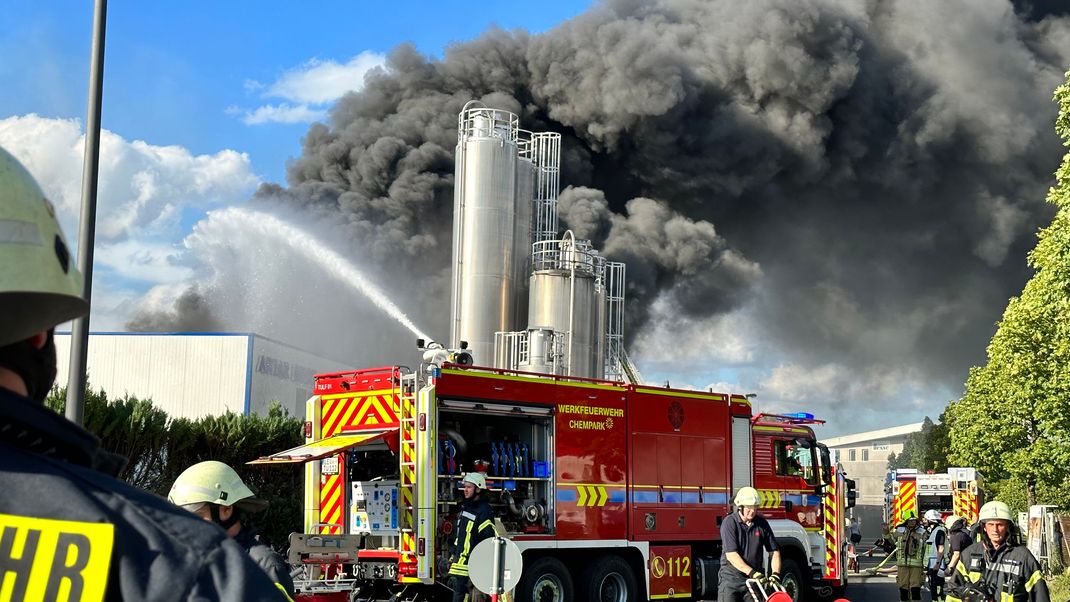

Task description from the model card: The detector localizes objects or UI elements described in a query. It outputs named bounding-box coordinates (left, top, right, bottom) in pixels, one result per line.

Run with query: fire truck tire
left=580, top=555, right=637, bottom=602
left=515, top=556, right=574, bottom=602
left=778, top=557, right=805, bottom=601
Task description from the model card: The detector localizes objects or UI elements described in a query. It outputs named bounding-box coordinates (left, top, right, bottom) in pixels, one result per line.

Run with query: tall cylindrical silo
left=513, top=150, right=534, bottom=329
left=450, top=103, right=522, bottom=363
left=527, top=232, right=602, bottom=378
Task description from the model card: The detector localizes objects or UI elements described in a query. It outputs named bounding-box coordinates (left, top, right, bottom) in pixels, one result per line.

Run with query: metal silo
left=513, top=136, right=535, bottom=328
left=527, top=232, right=604, bottom=378
left=450, top=102, right=522, bottom=363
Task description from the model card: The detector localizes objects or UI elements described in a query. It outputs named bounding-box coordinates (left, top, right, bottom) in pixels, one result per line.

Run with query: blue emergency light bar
left=784, top=412, right=815, bottom=420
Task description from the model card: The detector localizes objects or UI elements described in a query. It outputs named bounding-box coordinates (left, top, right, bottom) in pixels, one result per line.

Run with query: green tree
left=886, top=414, right=951, bottom=472
left=948, top=70, right=1070, bottom=509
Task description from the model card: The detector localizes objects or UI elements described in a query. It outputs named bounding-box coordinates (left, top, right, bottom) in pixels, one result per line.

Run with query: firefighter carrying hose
left=895, top=509, right=928, bottom=601
left=449, top=472, right=496, bottom=602
left=945, top=501, right=1049, bottom=602
left=0, top=146, right=285, bottom=600
left=169, top=461, right=296, bottom=600
left=719, top=486, right=782, bottom=602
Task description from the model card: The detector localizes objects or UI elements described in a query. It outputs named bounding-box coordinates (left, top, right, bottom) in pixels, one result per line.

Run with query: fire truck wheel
left=778, top=557, right=805, bottom=601
left=515, top=556, right=574, bottom=602
left=580, top=555, right=637, bottom=602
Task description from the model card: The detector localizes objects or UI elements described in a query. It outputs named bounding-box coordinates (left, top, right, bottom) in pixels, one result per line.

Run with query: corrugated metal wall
left=54, top=333, right=355, bottom=420
left=54, top=333, right=250, bottom=419
left=249, top=335, right=354, bottom=418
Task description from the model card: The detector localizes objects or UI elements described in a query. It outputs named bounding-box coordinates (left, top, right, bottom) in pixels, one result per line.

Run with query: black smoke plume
left=132, top=0, right=1070, bottom=427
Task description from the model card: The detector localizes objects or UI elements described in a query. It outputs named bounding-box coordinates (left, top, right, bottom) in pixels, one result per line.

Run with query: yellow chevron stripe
left=333, top=399, right=360, bottom=435
left=597, top=486, right=608, bottom=506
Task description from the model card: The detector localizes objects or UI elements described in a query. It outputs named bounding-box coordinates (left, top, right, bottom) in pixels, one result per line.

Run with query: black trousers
left=449, top=575, right=470, bottom=602
left=717, top=568, right=755, bottom=602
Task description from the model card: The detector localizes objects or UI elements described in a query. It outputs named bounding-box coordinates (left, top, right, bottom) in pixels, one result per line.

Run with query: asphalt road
left=695, top=552, right=914, bottom=602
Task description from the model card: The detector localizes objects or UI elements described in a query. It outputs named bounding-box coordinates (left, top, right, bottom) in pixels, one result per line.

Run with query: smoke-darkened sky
left=129, top=0, right=1070, bottom=434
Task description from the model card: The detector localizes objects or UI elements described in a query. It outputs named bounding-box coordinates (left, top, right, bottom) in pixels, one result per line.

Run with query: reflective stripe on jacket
left=449, top=495, right=495, bottom=576
left=896, top=525, right=928, bottom=568
left=0, top=387, right=286, bottom=601
left=946, top=540, right=1049, bottom=602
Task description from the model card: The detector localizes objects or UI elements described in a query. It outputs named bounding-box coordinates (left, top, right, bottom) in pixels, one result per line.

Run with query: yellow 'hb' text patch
left=0, top=512, right=114, bottom=602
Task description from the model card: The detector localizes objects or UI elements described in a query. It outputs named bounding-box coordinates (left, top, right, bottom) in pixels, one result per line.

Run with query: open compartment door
left=248, top=429, right=398, bottom=464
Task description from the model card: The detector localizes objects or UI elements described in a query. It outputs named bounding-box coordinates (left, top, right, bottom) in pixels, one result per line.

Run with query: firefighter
left=942, top=515, right=971, bottom=583
left=894, top=509, right=928, bottom=601
left=946, top=501, right=1049, bottom=602
left=449, top=472, right=496, bottom=602
left=924, top=509, right=947, bottom=601
left=169, top=461, right=296, bottom=600
left=718, top=486, right=782, bottom=602
left=0, top=146, right=284, bottom=600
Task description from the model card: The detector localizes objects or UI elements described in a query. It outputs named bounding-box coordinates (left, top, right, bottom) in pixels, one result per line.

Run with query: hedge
left=46, top=386, right=304, bottom=550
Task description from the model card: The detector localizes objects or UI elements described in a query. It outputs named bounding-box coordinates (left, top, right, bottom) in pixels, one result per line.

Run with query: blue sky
left=2, top=1, right=593, bottom=184
left=0, top=0, right=594, bottom=330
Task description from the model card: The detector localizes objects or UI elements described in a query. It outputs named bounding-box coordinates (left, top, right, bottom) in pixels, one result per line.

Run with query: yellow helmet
left=899, top=508, right=917, bottom=523
left=168, top=461, right=268, bottom=512
left=0, top=147, right=87, bottom=345
left=734, top=486, right=762, bottom=507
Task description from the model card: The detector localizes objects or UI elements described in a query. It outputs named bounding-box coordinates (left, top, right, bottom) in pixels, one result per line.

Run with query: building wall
left=249, top=335, right=354, bottom=418
left=826, top=426, right=922, bottom=539
left=55, top=333, right=250, bottom=419
left=56, top=333, right=356, bottom=420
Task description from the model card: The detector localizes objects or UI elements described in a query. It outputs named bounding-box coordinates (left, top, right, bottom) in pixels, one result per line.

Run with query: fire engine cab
left=253, top=359, right=856, bottom=602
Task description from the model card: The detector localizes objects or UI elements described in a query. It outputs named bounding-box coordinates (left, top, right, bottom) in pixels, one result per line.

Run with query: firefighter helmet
left=0, top=146, right=87, bottom=346
left=462, top=472, right=487, bottom=490
left=944, top=514, right=965, bottom=531
left=900, top=508, right=917, bottom=523
left=924, top=509, right=942, bottom=523
left=978, top=501, right=1014, bottom=523
left=734, top=486, right=762, bottom=507
left=168, top=461, right=268, bottom=512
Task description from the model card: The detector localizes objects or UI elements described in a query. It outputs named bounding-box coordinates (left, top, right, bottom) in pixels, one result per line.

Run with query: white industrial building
left=54, top=332, right=354, bottom=420
left=823, top=422, right=925, bottom=540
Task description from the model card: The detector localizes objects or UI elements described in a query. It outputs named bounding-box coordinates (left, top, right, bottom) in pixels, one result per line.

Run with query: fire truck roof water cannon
left=252, top=102, right=857, bottom=602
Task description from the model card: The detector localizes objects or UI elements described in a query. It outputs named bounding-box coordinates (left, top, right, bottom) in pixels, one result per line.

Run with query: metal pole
left=66, top=0, right=108, bottom=425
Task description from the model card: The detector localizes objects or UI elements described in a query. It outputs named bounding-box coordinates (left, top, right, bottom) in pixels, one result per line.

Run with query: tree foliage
left=47, top=385, right=304, bottom=548
left=948, top=70, right=1070, bottom=509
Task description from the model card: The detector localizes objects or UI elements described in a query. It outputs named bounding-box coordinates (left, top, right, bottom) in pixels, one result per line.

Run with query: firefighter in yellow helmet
left=0, top=146, right=285, bottom=600
left=946, top=501, right=1049, bottom=602
left=718, top=486, right=782, bottom=602
left=170, top=461, right=295, bottom=600
left=448, top=471, right=495, bottom=602
left=895, top=508, right=928, bottom=601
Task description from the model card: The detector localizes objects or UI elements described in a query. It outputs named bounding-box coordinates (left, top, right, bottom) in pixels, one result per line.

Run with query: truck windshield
left=776, top=440, right=817, bottom=485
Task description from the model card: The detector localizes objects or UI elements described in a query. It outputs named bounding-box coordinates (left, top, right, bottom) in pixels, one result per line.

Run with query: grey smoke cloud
left=133, top=0, right=1070, bottom=414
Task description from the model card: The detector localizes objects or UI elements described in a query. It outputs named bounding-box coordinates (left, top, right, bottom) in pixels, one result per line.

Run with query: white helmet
left=734, top=486, right=762, bottom=507
left=924, top=509, right=942, bottom=523
left=0, top=147, right=87, bottom=345
left=462, top=472, right=487, bottom=490
left=168, top=461, right=268, bottom=513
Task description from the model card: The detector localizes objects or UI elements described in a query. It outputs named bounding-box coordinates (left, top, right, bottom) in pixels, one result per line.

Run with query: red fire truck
left=254, top=360, right=855, bottom=601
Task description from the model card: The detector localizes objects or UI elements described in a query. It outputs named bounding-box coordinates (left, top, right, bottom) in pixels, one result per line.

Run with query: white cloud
left=95, top=240, right=193, bottom=284
left=240, top=103, right=327, bottom=125
left=0, top=113, right=261, bottom=328
left=0, top=114, right=260, bottom=243
left=235, top=51, right=387, bottom=125
left=266, top=52, right=386, bottom=104
left=631, top=296, right=759, bottom=366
